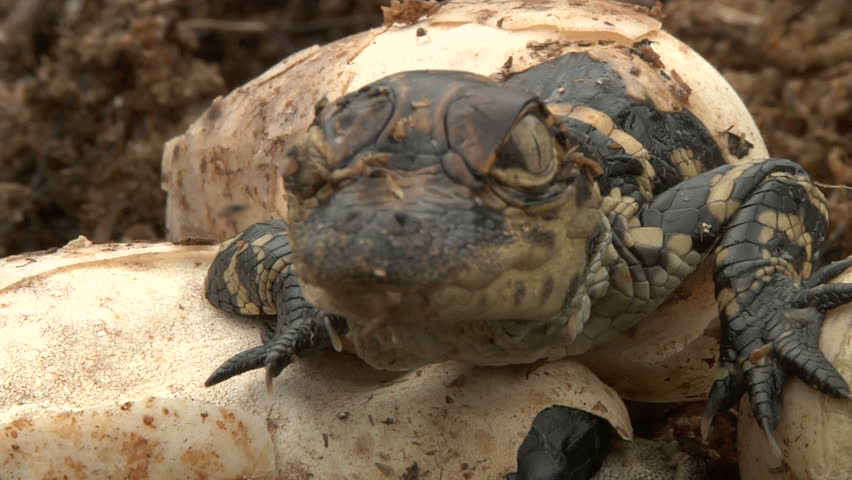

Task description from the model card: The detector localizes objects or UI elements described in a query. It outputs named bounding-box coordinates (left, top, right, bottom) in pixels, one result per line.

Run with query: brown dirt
left=2, top=0, right=849, bottom=259
left=0, top=0, right=387, bottom=256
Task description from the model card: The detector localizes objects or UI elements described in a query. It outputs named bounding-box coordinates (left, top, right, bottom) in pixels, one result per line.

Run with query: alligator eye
left=491, top=114, right=556, bottom=189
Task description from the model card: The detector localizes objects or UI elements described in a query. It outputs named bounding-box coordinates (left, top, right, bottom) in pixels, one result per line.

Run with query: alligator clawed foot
left=702, top=261, right=852, bottom=454
left=205, top=313, right=344, bottom=388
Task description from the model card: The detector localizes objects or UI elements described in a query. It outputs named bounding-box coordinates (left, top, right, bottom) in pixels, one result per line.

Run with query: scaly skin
left=203, top=55, right=852, bottom=478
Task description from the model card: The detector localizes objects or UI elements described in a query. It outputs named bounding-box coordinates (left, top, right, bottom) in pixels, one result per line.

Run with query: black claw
left=778, top=335, right=850, bottom=396
left=701, top=364, right=742, bottom=440
left=802, top=257, right=852, bottom=288
left=760, top=418, right=783, bottom=459
left=204, top=344, right=269, bottom=387
left=793, top=283, right=852, bottom=311
left=205, top=311, right=331, bottom=388
left=744, top=359, right=785, bottom=433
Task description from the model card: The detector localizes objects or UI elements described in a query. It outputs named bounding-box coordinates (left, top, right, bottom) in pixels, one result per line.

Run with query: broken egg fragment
left=0, top=241, right=631, bottom=478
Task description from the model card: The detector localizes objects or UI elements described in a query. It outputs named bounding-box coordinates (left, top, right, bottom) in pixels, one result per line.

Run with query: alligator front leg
left=703, top=257, right=852, bottom=452
left=700, top=174, right=852, bottom=451
left=203, top=219, right=347, bottom=389
left=611, top=158, right=852, bottom=449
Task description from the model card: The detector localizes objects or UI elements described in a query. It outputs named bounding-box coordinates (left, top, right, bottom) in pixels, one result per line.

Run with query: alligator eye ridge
left=497, top=114, right=555, bottom=175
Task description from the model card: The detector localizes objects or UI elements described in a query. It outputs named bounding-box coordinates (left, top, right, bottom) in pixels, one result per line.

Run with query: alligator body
left=202, top=50, right=852, bottom=477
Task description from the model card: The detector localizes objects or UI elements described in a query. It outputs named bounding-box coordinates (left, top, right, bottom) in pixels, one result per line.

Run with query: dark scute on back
left=505, top=52, right=633, bottom=114
left=506, top=52, right=725, bottom=191
left=511, top=405, right=611, bottom=480
left=615, top=103, right=725, bottom=183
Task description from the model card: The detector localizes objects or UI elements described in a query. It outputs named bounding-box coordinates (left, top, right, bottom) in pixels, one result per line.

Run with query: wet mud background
left=1, top=1, right=850, bottom=478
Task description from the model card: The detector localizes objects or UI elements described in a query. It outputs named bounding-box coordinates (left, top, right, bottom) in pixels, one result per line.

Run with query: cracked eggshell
left=0, top=242, right=631, bottom=479
left=162, top=0, right=766, bottom=242
left=737, top=268, right=852, bottom=480
left=0, top=397, right=276, bottom=480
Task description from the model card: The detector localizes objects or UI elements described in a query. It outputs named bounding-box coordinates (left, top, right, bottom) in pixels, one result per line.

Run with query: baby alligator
left=202, top=53, right=852, bottom=476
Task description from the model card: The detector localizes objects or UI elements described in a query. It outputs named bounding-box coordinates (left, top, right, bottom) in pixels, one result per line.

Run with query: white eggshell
left=0, top=397, right=276, bottom=479
left=0, top=242, right=631, bottom=479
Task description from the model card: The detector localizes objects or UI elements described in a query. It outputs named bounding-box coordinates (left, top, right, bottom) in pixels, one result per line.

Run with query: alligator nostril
left=333, top=210, right=365, bottom=234
left=393, top=212, right=408, bottom=227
